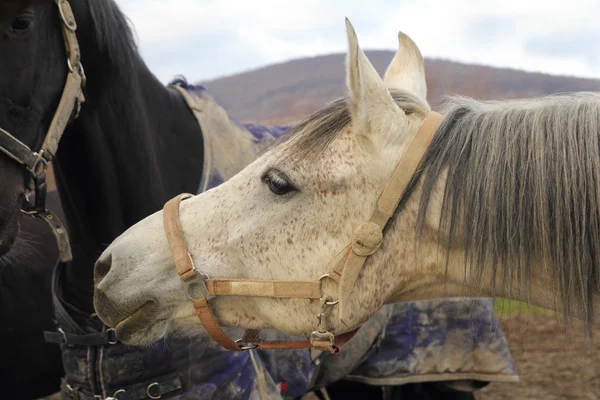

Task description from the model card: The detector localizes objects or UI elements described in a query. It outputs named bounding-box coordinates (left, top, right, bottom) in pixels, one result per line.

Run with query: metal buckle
left=309, top=331, right=336, bottom=352
left=234, top=338, right=259, bottom=351
left=30, top=150, right=49, bottom=178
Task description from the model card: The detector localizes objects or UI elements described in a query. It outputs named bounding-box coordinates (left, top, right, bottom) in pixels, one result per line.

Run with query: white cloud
left=115, top=0, right=600, bottom=84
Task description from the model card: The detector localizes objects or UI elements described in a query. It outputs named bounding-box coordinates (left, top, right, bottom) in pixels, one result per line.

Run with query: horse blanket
left=54, top=83, right=518, bottom=400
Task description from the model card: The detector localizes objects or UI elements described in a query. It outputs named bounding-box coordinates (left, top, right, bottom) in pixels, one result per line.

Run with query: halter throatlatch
left=163, top=111, right=444, bottom=352
left=0, top=0, right=86, bottom=262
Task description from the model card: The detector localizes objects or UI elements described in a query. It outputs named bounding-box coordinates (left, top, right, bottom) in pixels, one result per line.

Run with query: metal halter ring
left=146, top=382, right=161, bottom=399
left=185, top=273, right=214, bottom=301
left=107, top=389, right=125, bottom=400
left=106, top=328, right=118, bottom=345
left=317, top=274, right=339, bottom=305
left=234, top=338, right=259, bottom=351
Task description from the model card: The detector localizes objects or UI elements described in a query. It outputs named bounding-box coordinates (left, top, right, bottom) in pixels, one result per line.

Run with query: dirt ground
left=476, top=315, right=600, bottom=400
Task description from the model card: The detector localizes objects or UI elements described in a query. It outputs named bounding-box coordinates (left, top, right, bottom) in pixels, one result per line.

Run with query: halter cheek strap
left=329, top=112, right=444, bottom=324
left=162, top=111, right=444, bottom=353
left=164, top=193, right=359, bottom=352
left=0, top=0, right=86, bottom=263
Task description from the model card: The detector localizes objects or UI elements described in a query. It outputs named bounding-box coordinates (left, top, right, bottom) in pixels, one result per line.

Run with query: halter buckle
left=30, top=150, right=50, bottom=177
left=309, top=331, right=337, bottom=353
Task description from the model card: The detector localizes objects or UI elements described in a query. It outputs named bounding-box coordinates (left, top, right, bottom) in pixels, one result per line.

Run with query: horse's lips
left=114, top=301, right=159, bottom=341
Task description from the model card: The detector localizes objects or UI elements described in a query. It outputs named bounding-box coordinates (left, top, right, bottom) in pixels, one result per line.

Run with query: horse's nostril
left=94, top=252, right=113, bottom=284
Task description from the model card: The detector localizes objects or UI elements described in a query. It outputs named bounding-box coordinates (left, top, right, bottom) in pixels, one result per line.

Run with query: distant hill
left=200, top=51, right=600, bottom=124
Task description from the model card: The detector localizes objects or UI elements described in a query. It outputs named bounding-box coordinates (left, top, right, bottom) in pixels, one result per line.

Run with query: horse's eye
left=262, top=170, right=296, bottom=196
left=12, top=16, right=32, bottom=30
left=9, top=13, right=33, bottom=34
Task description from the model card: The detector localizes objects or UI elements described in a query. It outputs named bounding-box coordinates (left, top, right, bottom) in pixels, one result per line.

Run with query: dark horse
left=0, top=1, right=480, bottom=399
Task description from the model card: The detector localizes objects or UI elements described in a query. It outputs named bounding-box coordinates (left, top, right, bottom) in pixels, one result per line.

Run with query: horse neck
left=53, top=46, right=204, bottom=316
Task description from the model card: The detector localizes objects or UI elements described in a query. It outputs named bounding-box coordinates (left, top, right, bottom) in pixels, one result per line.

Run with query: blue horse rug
left=55, top=83, right=518, bottom=400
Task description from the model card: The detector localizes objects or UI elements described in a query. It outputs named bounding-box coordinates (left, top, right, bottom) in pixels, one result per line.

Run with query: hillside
left=200, top=51, right=600, bottom=124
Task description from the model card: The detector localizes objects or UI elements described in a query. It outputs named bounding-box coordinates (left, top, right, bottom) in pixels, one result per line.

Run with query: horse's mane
left=272, top=86, right=600, bottom=332
left=86, top=0, right=138, bottom=77
left=273, top=90, right=429, bottom=160
left=414, top=91, right=600, bottom=333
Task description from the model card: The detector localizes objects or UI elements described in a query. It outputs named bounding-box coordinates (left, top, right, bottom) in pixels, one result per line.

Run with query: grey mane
left=272, top=86, right=600, bottom=334
left=416, top=92, right=600, bottom=334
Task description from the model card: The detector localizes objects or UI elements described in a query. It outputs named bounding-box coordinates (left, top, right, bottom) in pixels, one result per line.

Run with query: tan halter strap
left=164, top=193, right=357, bottom=352
left=43, top=0, right=86, bottom=157
left=330, top=111, right=444, bottom=324
left=162, top=111, right=443, bottom=353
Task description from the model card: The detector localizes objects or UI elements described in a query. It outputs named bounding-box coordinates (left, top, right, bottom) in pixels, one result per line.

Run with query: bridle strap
left=43, top=0, right=86, bottom=157
left=163, top=194, right=357, bottom=352
left=330, top=111, right=444, bottom=324
left=164, top=193, right=242, bottom=351
left=206, top=279, right=322, bottom=299
left=0, top=0, right=84, bottom=181
left=0, top=127, right=45, bottom=174
left=0, top=0, right=85, bottom=263
left=162, top=111, right=444, bottom=353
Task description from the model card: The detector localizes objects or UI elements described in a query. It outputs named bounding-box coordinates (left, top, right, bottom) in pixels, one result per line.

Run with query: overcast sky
left=115, top=0, right=600, bottom=85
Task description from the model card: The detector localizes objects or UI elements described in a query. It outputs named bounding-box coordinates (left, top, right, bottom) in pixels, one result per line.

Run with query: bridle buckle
left=310, top=331, right=337, bottom=353
left=30, top=149, right=50, bottom=178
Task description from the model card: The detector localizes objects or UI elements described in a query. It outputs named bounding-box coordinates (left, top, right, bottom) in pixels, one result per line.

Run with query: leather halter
left=163, top=111, right=444, bottom=353
left=0, top=0, right=85, bottom=262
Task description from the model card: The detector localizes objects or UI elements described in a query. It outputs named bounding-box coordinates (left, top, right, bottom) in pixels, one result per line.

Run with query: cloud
left=115, top=0, right=600, bottom=84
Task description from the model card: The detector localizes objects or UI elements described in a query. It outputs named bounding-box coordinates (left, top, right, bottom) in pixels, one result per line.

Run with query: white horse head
left=94, top=19, right=600, bottom=346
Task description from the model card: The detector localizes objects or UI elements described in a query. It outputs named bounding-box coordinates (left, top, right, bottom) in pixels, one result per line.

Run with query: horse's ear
left=345, top=18, right=403, bottom=134
left=383, top=31, right=427, bottom=101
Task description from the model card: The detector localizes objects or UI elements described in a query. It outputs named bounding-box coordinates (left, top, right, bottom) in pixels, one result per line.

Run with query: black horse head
left=0, top=0, right=72, bottom=256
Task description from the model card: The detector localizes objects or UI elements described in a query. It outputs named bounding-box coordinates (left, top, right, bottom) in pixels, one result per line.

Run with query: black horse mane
left=86, top=0, right=138, bottom=77
left=85, top=0, right=192, bottom=91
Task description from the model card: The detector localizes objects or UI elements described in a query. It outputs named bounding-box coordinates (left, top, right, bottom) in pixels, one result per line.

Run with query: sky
left=115, top=0, right=600, bottom=85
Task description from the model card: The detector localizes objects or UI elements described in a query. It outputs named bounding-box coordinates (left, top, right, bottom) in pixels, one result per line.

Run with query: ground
left=477, top=314, right=600, bottom=400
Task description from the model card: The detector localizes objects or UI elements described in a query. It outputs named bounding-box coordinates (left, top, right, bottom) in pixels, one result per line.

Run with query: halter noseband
left=0, top=0, right=85, bottom=262
left=163, top=110, right=444, bottom=353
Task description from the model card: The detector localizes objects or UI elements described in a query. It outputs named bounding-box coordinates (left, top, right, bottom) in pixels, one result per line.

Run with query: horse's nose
left=94, top=250, right=113, bottom=290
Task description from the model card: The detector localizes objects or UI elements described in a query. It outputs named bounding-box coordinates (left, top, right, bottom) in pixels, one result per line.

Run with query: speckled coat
left=56, top=84, right=518, bottom=400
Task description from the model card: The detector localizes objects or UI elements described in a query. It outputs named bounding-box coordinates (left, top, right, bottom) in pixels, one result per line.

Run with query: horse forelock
left=272, top=89, right=429, bottom=161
